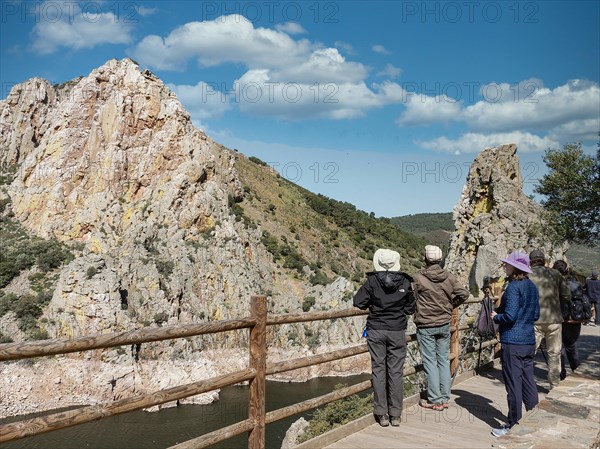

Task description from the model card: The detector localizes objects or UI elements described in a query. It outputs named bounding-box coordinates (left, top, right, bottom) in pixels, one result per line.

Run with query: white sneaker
left=491, top=425, right=510, bottom=437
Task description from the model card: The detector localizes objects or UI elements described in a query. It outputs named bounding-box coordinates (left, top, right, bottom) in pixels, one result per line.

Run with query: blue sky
left=1, top=1, right=599, bottom=217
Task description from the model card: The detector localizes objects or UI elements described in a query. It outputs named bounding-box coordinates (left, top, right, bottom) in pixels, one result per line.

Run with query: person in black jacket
left=353, top=248, right=415, bottom=428
left=553, top=260, right=583, bottom=379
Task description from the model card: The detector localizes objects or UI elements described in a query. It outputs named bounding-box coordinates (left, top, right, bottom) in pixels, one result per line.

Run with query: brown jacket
left=413, top=264, right=470, bottom=327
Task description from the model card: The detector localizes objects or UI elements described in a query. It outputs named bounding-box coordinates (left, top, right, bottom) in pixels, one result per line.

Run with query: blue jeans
left=416, top=324, right=451, bottom=404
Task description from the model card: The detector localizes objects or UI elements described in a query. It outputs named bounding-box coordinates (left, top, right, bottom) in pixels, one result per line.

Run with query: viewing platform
left=303, top=325, right=600, bottom=449
left=1, top=297, right=598, bottom=449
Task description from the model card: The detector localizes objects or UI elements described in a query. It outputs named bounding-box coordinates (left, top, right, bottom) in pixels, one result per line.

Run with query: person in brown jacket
left=413, top=245, right=470, bottom=410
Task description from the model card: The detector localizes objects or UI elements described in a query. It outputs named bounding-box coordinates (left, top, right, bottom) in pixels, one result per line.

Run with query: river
left=1, top=374, right=371, bottom=449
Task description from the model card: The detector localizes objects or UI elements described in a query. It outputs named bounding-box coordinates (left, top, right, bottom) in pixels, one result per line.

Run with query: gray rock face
left=0, top=59, right=365, bottom=416
left=281, top=417, right=309, bottom=448
left=446, top=144, right=567, bottom=294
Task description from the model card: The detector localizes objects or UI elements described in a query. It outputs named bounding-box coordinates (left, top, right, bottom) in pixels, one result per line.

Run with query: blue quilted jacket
left=493, top=278, right=540, bottom=345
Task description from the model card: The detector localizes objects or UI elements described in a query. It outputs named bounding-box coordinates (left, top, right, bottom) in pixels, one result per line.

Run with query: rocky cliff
left=0, top=59, right=368, bottom=417
left=446, top=144, right=567, bottom=295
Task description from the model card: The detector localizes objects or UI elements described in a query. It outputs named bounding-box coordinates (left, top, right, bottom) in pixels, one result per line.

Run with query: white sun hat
left=373, top=248, right=401, bottom=272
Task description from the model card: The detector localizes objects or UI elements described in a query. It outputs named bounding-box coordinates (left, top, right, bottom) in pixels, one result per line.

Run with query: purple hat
left=500, top=251, right=532, bottom=274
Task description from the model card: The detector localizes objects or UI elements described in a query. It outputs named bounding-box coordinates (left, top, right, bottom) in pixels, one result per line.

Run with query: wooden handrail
left=265, top=380, right=373, bottom=424
left=0, top=368, right=256, bottom=443
left=267, top=343, right=368, bottom=375
left=0, top=318, right=256, bottom=361
left=0, top=295, right=493, bottom=448
left=266, top=308, right=367, bottom=325
left=168, top=419, right=256, bottom=449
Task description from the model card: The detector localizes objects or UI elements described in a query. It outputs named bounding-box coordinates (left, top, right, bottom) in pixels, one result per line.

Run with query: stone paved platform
left=494, top=324, right=600, bottom=449
left=319, top=325, right=599, bottom=449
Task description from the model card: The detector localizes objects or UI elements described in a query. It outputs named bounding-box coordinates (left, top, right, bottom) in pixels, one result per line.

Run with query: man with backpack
left=413, top=245, right=469, bottom=411
left=528, top=250, right=571, bottom=389
left=552, top=260, right=587, bottom=380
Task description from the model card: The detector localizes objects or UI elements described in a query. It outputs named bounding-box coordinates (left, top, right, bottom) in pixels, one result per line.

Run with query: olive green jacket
left=528, top=265, right=571, bottom=324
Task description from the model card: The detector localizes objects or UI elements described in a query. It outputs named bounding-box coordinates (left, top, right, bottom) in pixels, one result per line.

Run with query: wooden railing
left=0, top=296, right=497, bottom=448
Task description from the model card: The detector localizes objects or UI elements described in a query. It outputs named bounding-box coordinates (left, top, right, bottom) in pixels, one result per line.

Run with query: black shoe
left=390, top=416, right=400, bottom=427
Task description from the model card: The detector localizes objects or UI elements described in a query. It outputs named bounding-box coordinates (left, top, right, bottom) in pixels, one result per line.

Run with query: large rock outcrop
left=0, top=59, right=365, bottom=417
left=446, top=144, right=567, bottom=294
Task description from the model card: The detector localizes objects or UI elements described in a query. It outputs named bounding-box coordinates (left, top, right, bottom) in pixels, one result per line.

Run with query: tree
left=534, top=142, right=600, bottom=244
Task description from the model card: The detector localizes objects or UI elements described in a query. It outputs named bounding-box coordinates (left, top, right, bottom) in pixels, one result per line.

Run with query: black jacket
left=353, top=271, right=415, bottom=330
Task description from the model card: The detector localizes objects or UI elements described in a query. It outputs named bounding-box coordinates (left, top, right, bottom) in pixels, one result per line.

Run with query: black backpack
left=477, top=294, right=499, bottom=339
left=566, top=278, right=592, bottom=322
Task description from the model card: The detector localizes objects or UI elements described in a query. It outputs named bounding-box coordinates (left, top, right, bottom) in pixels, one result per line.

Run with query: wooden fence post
left=450, top=308, right=459, bottom=376
left=248, top=296, right=267, bottom=449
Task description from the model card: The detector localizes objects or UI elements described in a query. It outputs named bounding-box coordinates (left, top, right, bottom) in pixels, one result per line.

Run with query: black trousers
left=561, top=322, right=581, bottom=375
left=500, top=343, right=538, bottom=427
left=367, top=329, right=407, bottom=417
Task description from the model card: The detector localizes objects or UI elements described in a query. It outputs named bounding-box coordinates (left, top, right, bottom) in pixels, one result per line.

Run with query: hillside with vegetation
left=232, top=154, right=428, bottom=283
left=390, top=213, right=454, bottom=254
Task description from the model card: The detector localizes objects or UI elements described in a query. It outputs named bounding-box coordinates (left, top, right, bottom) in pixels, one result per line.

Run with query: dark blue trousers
left=500, top=343, right=538, bottom=427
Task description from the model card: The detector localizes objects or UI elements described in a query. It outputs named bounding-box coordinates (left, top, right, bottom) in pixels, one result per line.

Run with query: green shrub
left=0, top=197, right=10, bottom=212
left=17, top=315, right=39, bottom=333
left=302, top=296, right=316, bottom=312
left=261, top=232, right=281, bottom=258
left=0, top=218, right=73, bottom=287
left=14, top=295, right=42, bottom=319
left=86, top=266, right=98, bottom=279
left=156, top=259, right=174, bottom=278
left=298, top=386, right=373, bottom=443
left=248, top=156, right=268, bottom=166
left=29, top=328, right=49, bottom=340
left=0, top=293, right=18, bottom=316
left=305, top=327, right=320, bottom=349
left=153, top=312, right=169, bottom=325
left=0, top=332, right=14, bottom=343
left=309, top=270, right=329, bottom=286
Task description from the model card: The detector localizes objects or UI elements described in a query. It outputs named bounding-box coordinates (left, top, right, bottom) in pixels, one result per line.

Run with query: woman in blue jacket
left=490, top=251, right=540, bottom=437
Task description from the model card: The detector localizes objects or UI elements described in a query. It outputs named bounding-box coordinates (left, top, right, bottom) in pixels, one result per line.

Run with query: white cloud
left=130, top=14, right=314, bottom=71
left=377, top=64, right=402, bottom=79
left=133, top=16, right=367, bottom=83
left=548, top=118, right=600, bottom=142
left=372, top=44, right=390, bottom=55
left=168, top=81, right=231, bottom=119
left=399, top=78, right=599, bottom=152
left=272, top=48, right=368, bottom=84
left=462, top=79, right=600, bottom=133
left=275, top=22, right=306, bottom=34
left=416, top=132, right=559, bottom=154
left=335, top=41, right=355, bottom=55
left=231, top=69, right=391, bottom=120
left=31, top=3, right=133, bottom=54
left=136, top=6, right=158, bottom=17
left=396, top=94, right=462, bottom=126
left=137, top=14, right=402, bottom=120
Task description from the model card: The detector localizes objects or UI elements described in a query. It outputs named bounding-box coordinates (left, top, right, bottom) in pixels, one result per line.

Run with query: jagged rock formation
left=0, top=59, right=365, bottom=417
left=446, top=144, right=567, bottom=294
